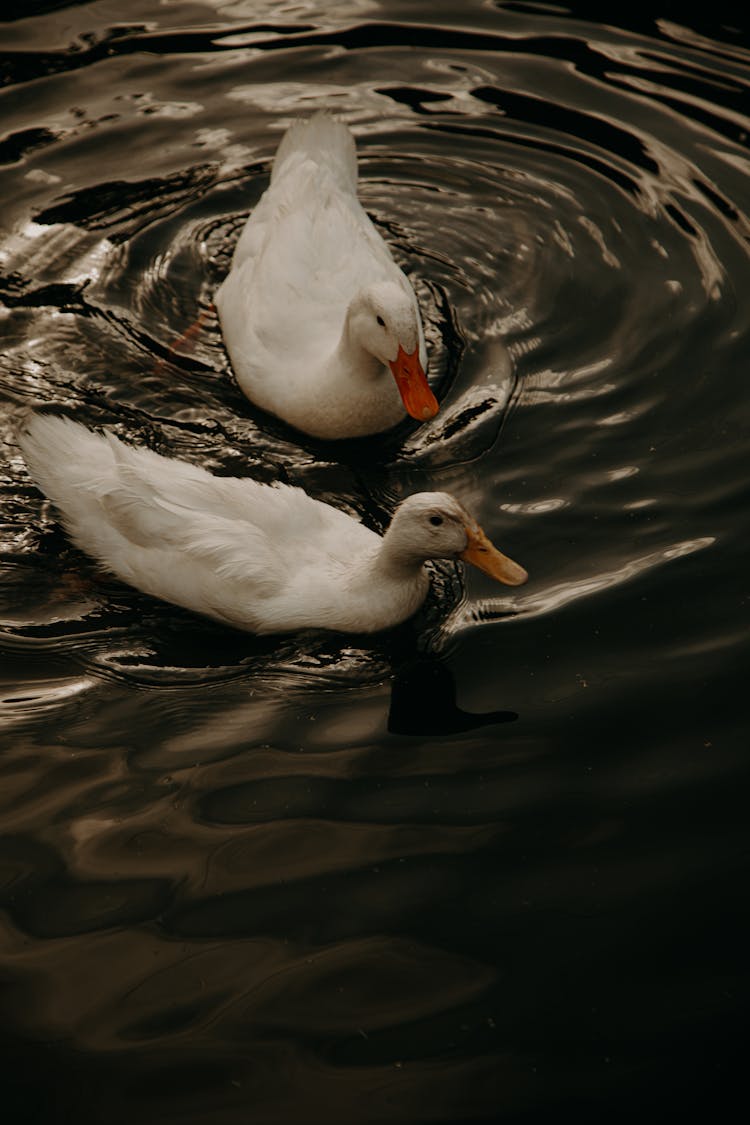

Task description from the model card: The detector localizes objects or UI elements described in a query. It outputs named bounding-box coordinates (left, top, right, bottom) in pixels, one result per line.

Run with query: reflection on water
left=468, top=533, right=717, bottom=626
left=1, top=1, right=749, bottom=1122
left=388, top=656, right=517, bottom=734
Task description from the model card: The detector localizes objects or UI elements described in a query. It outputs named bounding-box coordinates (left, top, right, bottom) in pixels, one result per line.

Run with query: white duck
left=19, top=415, right=526, bottom=634
left=215, top=112, right=438, bottom=440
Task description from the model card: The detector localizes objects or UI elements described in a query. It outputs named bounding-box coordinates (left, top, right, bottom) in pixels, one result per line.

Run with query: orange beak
left=460, top=523, right=528, bottom=586
left=388, top=345, right=438, bottom=421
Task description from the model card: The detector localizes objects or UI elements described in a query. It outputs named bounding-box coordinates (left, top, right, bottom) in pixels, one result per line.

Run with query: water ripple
left=1, top=5, right=749, bottom=1121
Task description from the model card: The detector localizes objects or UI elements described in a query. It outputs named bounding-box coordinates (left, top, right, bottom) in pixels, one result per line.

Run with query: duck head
left=348, top=282, right=438, bottom=421
left=383, top=493, right=528, bottom=585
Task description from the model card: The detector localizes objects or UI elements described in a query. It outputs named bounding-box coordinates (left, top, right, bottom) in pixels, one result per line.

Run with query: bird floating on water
left=215, top=111, right=438, bottom=440
left=19, top=415, right=527, bottom=635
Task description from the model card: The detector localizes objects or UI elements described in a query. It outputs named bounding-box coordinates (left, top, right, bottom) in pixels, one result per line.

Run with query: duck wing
left=229, top=113, right=357, bottom=274
left=96, top=438, right=380, bottom=628
left=219, top=112, right=407, bottom=370
left=220, top=170, right=400, bottom=374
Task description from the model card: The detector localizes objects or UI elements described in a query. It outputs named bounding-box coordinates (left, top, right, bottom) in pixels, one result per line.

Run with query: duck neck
left=340, top=539, right=429, bottom=631
left=292, top=310, right=401, bottom=439
left=374, top=533, right=430, bottom=582
left=334, top=307, right=384, bottom=385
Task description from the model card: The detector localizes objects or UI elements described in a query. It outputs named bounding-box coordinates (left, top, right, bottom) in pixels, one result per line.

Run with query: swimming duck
left=19, top=415, right=526, bottom=634
left=215, top=112, right=438, bottom=440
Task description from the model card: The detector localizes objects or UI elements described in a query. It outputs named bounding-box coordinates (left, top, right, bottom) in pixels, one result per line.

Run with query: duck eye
left=376, top=315, right=385, bottom=327
left=429, top=515, right=444, bottom=527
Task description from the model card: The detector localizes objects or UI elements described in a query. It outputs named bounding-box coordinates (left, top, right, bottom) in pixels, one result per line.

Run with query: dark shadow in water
left=388, top=655, right=517, bottom=735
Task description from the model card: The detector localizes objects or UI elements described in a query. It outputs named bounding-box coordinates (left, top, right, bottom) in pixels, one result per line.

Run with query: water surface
left=1, top=3, right=748, bottom=1122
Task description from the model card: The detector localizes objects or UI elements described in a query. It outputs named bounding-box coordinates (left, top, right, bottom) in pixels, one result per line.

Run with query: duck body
left=215, top=113, right=437, bottom=440
left=18, top=416, right=526, bottom=635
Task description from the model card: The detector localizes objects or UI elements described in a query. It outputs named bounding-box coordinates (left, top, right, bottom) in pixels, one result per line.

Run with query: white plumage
left=18, top=415, right=527, bottom=635
left=215, top=112, right=438, bottom=440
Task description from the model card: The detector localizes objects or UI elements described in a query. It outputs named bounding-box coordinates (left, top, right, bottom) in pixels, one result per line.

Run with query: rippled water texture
left=1, top=3, right=748, bottom=1123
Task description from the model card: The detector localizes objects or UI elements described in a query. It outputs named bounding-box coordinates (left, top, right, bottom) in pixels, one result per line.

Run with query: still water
left=1, top=3, right=748, bottom=1122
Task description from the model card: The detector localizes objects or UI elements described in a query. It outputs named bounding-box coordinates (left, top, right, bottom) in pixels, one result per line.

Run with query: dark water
left=1, top=3, right=748, bottom=1122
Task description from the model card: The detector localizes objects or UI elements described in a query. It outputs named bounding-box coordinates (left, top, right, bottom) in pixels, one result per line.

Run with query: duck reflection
left=387, top=655, right=517, bottom=736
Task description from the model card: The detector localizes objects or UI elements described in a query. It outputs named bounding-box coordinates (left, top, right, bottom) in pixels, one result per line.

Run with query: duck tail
left=18, top=413, right=114, bottom=501
left=271, top=110, right=358, bottom=193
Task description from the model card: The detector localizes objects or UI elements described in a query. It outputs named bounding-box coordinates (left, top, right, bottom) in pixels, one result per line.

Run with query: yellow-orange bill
left=388, top=345, right=439, bottom=421
left=460, top=524, right=528, bottom=586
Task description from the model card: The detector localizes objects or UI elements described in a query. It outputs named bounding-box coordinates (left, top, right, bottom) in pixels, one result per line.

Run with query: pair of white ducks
left=19, top=114, right=527, bottom=635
